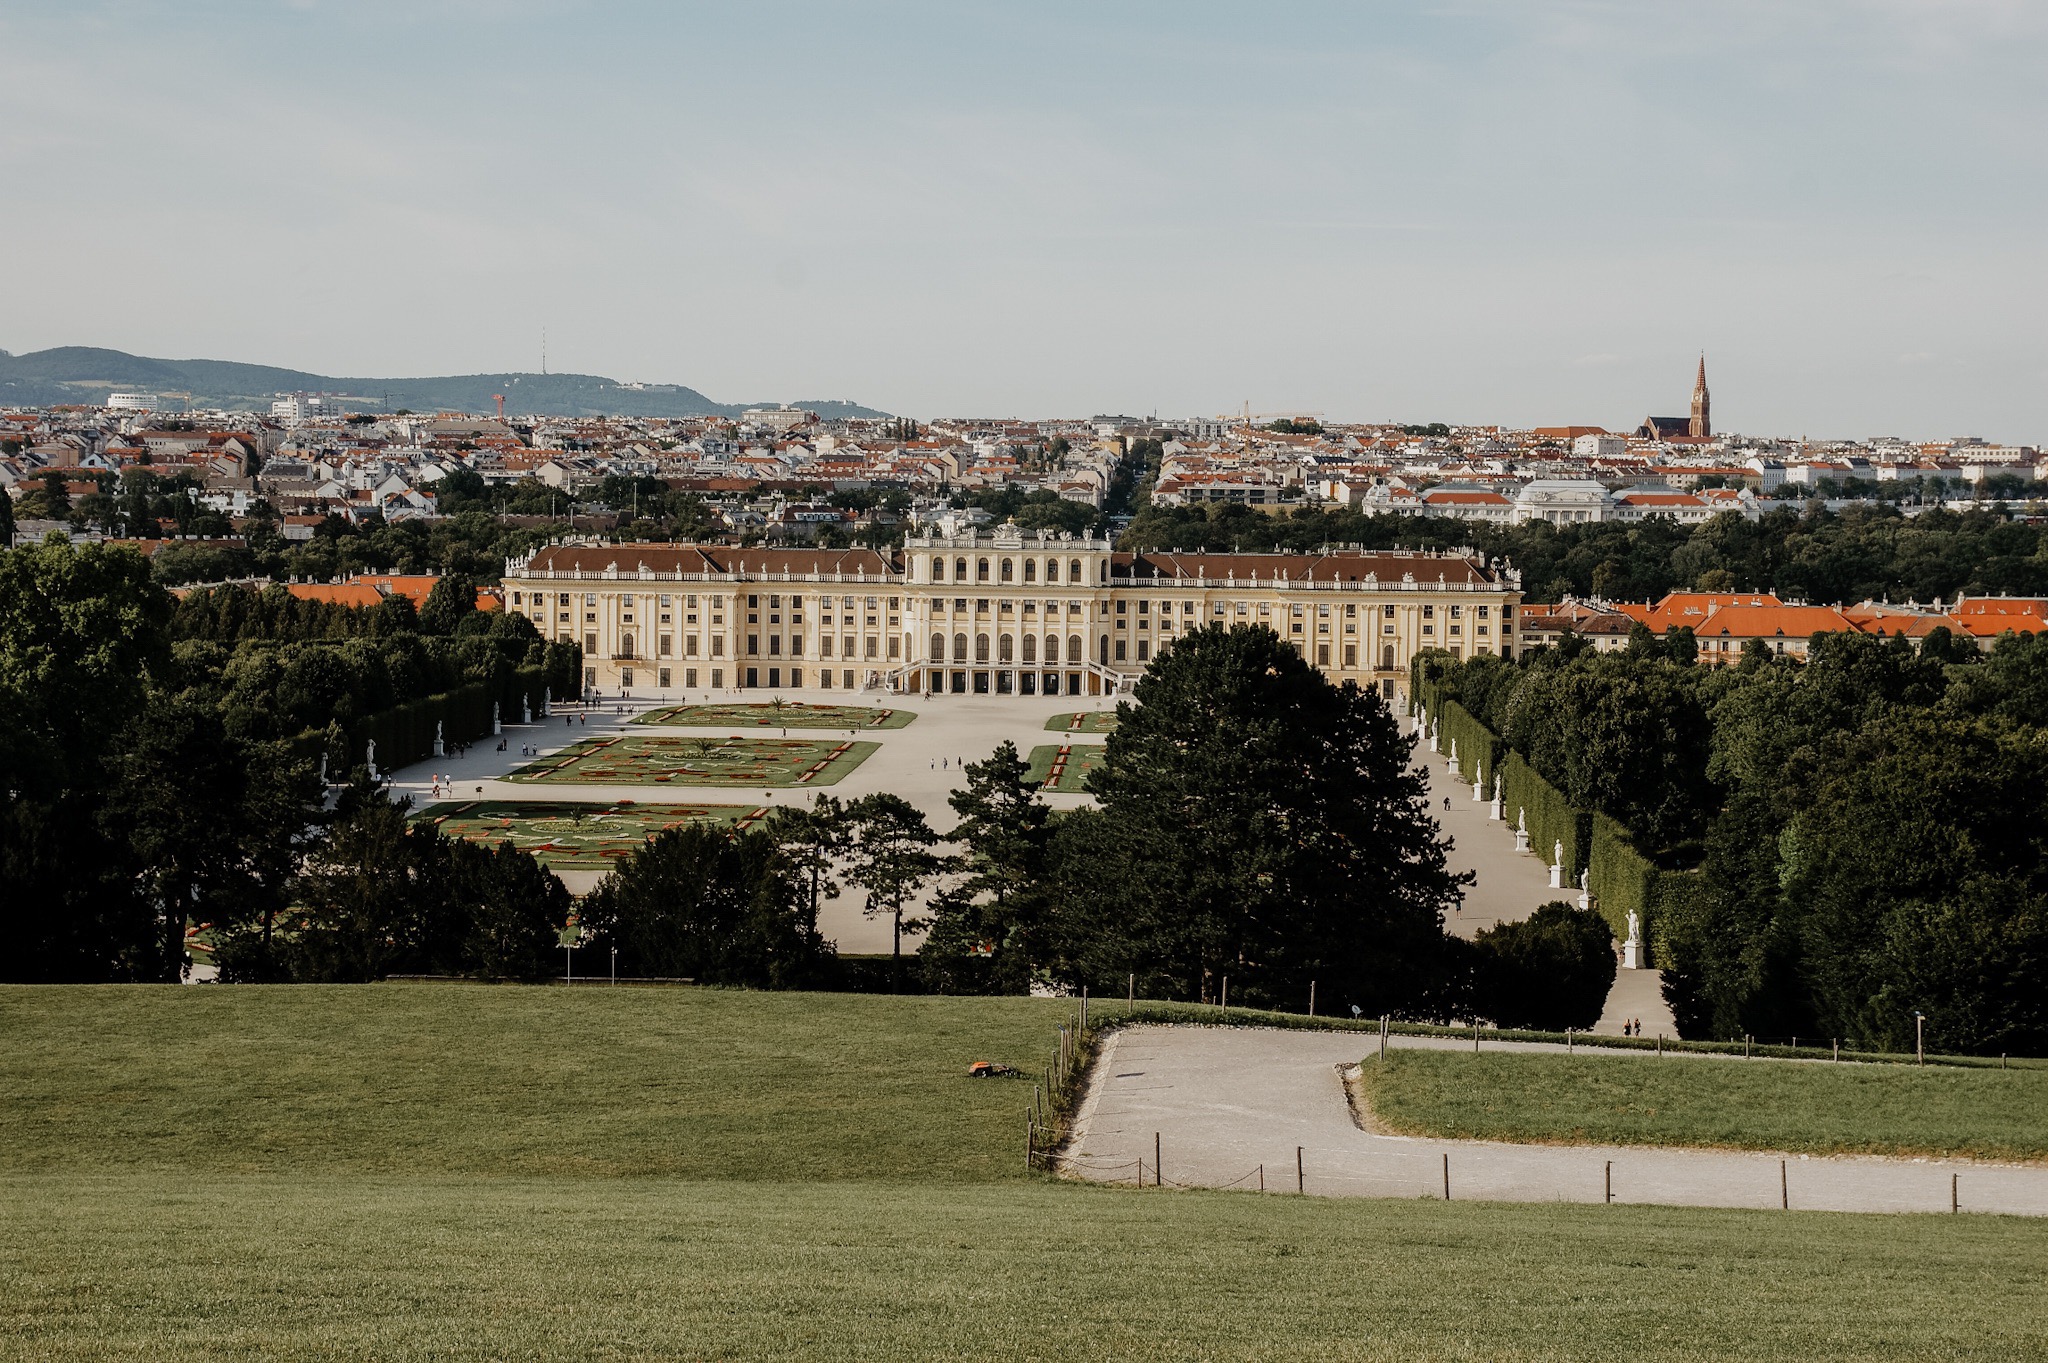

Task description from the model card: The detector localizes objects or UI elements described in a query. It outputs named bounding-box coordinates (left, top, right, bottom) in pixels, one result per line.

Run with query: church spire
left=1689, top=352, right=1711, bottom=439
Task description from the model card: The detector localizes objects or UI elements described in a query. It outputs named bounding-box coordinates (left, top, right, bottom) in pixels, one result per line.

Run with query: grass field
left=506, top=735, right=879, bottom=787
left=417, top=799, right=765, bottom=869
left=1024, top=742, right=1104, bottom=792
left=1045, top=709, right=1119, bottom=732
left=6, top=987, right=2047, bottom=1361
left=0, top=987, right=1064, bottom=1181
left=634, top=701, right=915, bottom=729
left=6, top=1175, right=2045, bottom=1361
left=1361, top=1049, right=2048, bottom=1162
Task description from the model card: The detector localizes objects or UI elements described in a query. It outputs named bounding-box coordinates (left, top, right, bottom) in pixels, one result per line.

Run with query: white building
left=272, top=393, right=337, bottom=425
left=1572, top=433, right=1627, bottom=459
left=107, top=392, right=159, bottom=411
left=1512, top=479, right=1612, bottom=525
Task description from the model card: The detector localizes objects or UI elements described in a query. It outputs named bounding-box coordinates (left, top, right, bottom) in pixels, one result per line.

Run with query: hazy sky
left=3, top=2, right=2044, bottom=436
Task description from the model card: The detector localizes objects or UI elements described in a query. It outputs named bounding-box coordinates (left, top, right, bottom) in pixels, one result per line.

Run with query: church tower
left=1689, top=354, right=1711, bottom=438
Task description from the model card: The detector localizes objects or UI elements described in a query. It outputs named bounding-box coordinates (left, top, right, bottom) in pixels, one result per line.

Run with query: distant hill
left=0, top=346, right=890, bottom=421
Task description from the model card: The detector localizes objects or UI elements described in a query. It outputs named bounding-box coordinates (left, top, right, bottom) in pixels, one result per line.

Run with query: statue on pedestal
left=1471, top=772, right=1485, bottom=802
left=1576, top=867, right=1592, bottom=911
left=542, top=686, right=553, bottom=717
left=1489, top=776, right=1504, bottom=822
left=1548, top=839, right=1564, bottom=889
left=366, top=739, right=378, bottom=782
left=492, top=702, right=502, bottom=736
left=522, top=696, right=533, bottom=725
left=1513, top=809, right=1529, bottom=853
left=1623, top=911, right=1642, bottom=970
left=1428, top=723, right=1439, bottom=754
left=319, top=753, right=329, bottom=785
left=433, top=720, right=445, bottom=758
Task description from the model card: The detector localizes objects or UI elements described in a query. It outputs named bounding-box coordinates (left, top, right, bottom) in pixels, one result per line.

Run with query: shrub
left=1472, top=902, right=1616, bottom=1030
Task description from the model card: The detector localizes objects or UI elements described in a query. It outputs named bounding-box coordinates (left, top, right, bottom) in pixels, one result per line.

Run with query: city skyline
left=3, top=3, right=2043, bottom=439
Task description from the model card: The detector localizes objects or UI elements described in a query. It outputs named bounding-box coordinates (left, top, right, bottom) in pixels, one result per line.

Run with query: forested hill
left=0, top=346, right=889, bottom=420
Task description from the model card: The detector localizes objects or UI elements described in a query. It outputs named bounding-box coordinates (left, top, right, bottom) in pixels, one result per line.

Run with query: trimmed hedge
left=305, top=665, right=554, bottom=777
left=1436, top=700, right=1503, bottom=793
left=1501, top=751, right=1584, bottom=882
left=1587, top=813, right=1654, bottom=955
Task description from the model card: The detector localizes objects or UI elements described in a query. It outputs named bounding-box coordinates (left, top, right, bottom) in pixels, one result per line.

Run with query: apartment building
left=502, top=530, right=1523, bottom=699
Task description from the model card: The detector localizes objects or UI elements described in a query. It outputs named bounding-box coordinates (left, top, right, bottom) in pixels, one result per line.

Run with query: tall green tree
left=761, top=795, right=847, bottom=938
left=577, top=823, right=828, bottom=986
left=843, top=793, right=948, bottom=969
left=922, top=741, right=1051, bottom=993
left=1054, top=623, right=1467, bottom=1015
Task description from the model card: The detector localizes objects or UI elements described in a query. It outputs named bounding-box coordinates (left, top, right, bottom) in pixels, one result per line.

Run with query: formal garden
left=633, top=700, right=915, bottom=730
left=1044, top=709, right=1119, bottom=733
left=505, top=735, right=879, bottom=787
left=416, top=799, right=765, bottom=870
left=1023, top=743, right=1104, bottom=793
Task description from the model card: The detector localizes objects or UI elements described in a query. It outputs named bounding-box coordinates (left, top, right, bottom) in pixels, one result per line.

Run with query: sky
left=2, top=1, right=2044, bottom=438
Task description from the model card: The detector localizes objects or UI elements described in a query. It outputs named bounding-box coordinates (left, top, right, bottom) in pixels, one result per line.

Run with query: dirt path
left=1062, top=1025, right=2048, bottom=1216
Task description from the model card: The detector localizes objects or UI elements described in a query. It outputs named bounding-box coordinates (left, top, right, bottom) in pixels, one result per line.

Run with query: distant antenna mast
left=541, top=326, right=547, bottom=376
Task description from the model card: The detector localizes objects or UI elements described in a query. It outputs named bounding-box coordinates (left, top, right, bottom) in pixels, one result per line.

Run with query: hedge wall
left=313, top=665, right=554, bottom=776
left=1587, top=813, right=1654, bottom=952
left=1436, top=700, right=1503, bottom=792
left=1501, top=751, right=1585, bottom=882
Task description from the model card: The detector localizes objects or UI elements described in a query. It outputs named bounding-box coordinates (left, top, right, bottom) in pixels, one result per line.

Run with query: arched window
left=955, top=557, right=968, bottom=581
left=977, top=558, right=991, bottom=582
left=1098, top=635, right=1109, bottom=664
left=999, top=559, right=1013, bottom=582
left=954, top=632, right=968, bottom=661
left=1023, top=559, right=1037, bottom=583
left=1070, top=558, right=1083, bottom=583
left=931, top=633, right=945, bottom=660
left=975, top=633, right=991, bottom=662
left=1022, top=635, right=1037, bottom=663
left=1382, top=644, right=1395, bottom=669
left=1047, top=559, right=1060, bottom=583
left=1068, top=634, right=1082, bottom=663
left=931, top=557, right=945, bottom=583
left=998, top=634, right=1013, bottom=662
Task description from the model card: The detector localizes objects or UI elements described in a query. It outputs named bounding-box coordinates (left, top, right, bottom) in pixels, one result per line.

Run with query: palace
left=502, top=531, right=1523, bottom=699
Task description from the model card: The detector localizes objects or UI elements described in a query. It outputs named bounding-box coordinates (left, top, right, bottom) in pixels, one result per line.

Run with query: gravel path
left=1062, top=1025, right=2048, bottom=1216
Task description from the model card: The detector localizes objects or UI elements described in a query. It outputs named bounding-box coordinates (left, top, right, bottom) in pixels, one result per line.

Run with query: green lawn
left=1024, top=742, right=1104, bottom=792
left=635, top=700, right=916, bottom=729
left=1362, top=1049, right=2048, bottom=1162
left=4, top=1176, right=2044, bottom=1360
left=0, top=986, right=1063, bottom=1181
left=417, top=799, right=766, bottom=870
left=5, top=987, right=2046, bottom=1361
left=506, top=734, right=879, bottom=788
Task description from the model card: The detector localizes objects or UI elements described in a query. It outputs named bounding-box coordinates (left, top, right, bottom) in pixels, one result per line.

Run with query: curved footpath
left=1060, top=1025, right=2048, bottom=1216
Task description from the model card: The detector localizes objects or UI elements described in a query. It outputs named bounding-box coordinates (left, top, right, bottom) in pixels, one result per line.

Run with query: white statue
left=1471, top=773, right=1485, bottom=802
left=1548, top=839, right=1564, bottom=889
left=366, top=739, right=378, bottom=782
left=492, top=701, right=502, bottom=736
left=433, top=720, right=445, bottom=758
left=1428, top=723, right=1439, bottom=753
left=522, top=696, right=533, bottom=725
left=1513, top=809, right=1529, bottom=853
left=542, top=686, right=553, bottom=717
left=318, top=753, right=328, bottom=785
left=1488, top=776, right=1504, bottom=822
left=1577, top=868, right=1592, bottom=911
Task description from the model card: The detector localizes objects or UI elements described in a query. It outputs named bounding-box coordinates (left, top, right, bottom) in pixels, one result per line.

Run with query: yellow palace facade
left=501, top=530, right=1523, bottom=699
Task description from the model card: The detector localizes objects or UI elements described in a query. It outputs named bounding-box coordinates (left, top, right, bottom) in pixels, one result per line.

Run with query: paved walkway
left=1414, top=726, right=1678, bottom=1037
left=1063, top=1025, right=2048, bottom=1216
